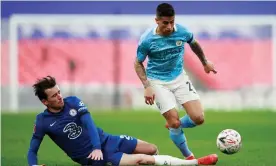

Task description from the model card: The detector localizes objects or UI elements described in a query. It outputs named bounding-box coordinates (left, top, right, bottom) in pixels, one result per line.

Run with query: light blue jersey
left=136, top=24, right=195, bottom=81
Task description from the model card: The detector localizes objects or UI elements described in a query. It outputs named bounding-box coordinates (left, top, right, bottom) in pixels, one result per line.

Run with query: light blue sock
left=180, top=115, right=196, bottom=128
left=169, top=127, right=192, bottom=157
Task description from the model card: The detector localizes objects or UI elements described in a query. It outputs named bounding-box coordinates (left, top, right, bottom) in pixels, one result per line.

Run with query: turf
left=2, top=110, right=276, bottom=166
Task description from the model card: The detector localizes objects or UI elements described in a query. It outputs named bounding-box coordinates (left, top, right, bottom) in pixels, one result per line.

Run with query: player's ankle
left=186, top=154, right=195, bottom=160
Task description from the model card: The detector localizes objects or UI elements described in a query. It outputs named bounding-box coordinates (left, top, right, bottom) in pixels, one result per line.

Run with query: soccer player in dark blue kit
left=27, top=76, right=217, bottom=166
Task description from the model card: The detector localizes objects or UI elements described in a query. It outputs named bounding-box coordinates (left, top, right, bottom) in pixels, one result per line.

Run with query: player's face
left=155, top=16, right=175, bottom=35
left=42, top=85, right=64, bottom=110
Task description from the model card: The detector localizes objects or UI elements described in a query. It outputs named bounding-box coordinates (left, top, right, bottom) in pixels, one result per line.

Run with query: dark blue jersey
left=27, top=96, right=109, bottom=166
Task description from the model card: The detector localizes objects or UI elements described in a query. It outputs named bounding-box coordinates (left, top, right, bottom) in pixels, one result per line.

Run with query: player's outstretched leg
left=163, top=109, right=194, bottom=159
left=119, top=153, right=218, bottom=165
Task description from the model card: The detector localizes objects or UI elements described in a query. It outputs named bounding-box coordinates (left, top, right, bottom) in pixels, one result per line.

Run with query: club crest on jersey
left=176, top=40, right=183, bottom=46
left=69, top=109, right=77, bottom=117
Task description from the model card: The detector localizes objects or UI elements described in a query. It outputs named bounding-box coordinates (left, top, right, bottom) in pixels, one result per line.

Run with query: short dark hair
left=33, top=75, right=57, bottom=101
left=156, top=3, right=175, bottom=17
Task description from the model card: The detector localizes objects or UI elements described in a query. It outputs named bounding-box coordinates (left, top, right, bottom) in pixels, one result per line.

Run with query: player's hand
left=144, top=86, right=155, bottom=105
left=87, top=149, right=103, bottom=160
left=204, top=61, right=217, bottom=74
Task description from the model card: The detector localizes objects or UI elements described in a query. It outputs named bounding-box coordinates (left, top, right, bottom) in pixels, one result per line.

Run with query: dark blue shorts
left=73, top=134, right=137, bottom=166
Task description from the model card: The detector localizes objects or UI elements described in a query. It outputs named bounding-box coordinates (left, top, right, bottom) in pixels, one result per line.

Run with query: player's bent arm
left=27, top=136, right=44, bottom=166
left=134, top=59, right=150, bottom=89
left=135, top=36, right=150, bottom=89
left=28, top=115, right=46, bottom=166
left=188, top=40, right=208, bottom=66
left=80, top=113, right=101, bottom=150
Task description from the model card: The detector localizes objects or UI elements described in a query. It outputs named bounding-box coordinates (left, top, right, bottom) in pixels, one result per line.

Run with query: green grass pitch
left=2, top=110, right=276, bottom=166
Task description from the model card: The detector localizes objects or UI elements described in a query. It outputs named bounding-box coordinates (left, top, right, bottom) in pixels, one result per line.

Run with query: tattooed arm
left=134, top=59, right=155, bottom=105
left=135, top=37, right=150, bottom=88
left=135, top=38, right=155, bottom=105
left=189, top=40, right=208, bottom=66
left=182, top=25, right=216, bottom=74
left=189, top=40, right=217, bottom=74
left=134, top=59, right=150, bottom=89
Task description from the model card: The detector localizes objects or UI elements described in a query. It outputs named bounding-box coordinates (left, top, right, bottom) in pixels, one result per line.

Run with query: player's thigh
left=132, top=139, right=158, bottom=155
left=150, top=83, right=177, bottom=114
left=162, top=109, right=181, bottom=128
left=103, top=135, right=137, bottom=166
left=172, top=77, right=203, bottom=121
left=105, top=152, right=123, bottom=166
left=182, top=100, right=204, bottom=125
left=119, top=153, right=155, bottom=166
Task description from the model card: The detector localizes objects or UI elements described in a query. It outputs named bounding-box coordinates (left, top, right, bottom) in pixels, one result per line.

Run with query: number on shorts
left=120, top=135, right=132, bottom=140
left=186, top=81, right=196, bottom=94
left=156, top=102, right=162, bottom=110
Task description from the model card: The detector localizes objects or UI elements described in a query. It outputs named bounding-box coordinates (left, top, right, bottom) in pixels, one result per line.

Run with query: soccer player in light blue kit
left=27, top=76, right=216, bottom=166
left=134, top=3, right=218, bottom=163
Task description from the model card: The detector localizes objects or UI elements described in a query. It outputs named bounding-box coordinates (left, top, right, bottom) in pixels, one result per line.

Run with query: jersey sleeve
left=179, top=25, right=195, bottom=44
left=33, top=115, right=45, bottom=140
left=71, top=96, right=89, bottom=116
left=80, top=113, right=101, bottom=150
left=27, top=115, right=45, bottom=166
left=136, top=36, right=149, bottom=62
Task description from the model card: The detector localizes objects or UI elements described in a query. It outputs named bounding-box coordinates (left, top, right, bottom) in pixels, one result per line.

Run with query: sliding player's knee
left=169, top=119, right=181, bottom=129
left=135, top=154, right=143, bottom=163
left=134, top=154, right=148, bottom=164
left=192, top=114, right=204, bottom=125
left=147, top=143, right=158, bottom=155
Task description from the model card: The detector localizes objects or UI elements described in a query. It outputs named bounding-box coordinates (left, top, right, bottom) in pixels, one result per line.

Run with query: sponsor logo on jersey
left=63, top=122, right=82, bottom=139
left=150, top=42, right=159, bottom=51
left=78, top=107, right=88, bottom=112
left=79, top=101, right=85, bottom=107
